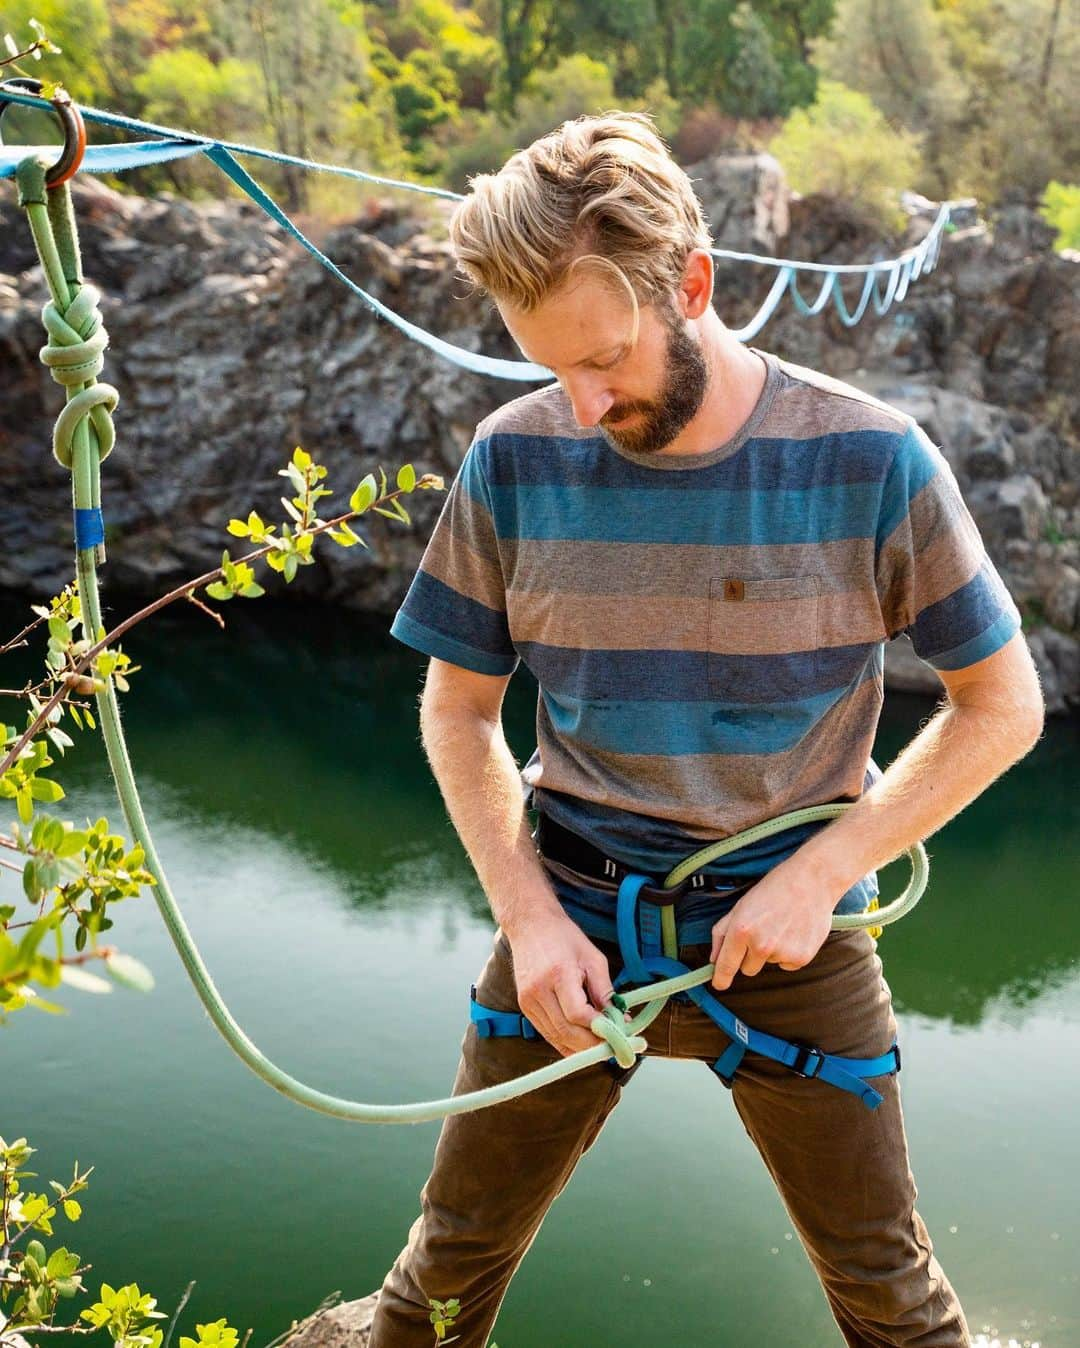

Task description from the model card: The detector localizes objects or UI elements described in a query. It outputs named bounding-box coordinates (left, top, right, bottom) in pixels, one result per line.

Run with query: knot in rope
left=589, top=1005, right=648, bottom=1069
left=39, top=283, right=119, bottom=468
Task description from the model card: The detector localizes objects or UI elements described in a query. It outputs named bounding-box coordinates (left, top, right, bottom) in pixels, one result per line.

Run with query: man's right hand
left=507, top=910, right=618, bottom=1057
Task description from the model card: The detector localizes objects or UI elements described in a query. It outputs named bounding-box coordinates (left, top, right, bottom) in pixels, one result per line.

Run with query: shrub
left=768, top=80, right=923, bottom=235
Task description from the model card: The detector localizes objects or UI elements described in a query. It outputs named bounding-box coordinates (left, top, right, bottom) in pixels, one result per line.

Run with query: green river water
left=1, top=597, right=1077, bottom=1348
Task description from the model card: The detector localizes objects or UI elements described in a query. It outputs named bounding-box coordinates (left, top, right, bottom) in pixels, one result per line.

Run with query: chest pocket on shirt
left=707, top=575, right=821, bottom=703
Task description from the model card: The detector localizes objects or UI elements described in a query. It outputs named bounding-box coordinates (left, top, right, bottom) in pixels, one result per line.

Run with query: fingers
left=710, top=928, right=748, bottom=991
left=520, top=971, right=613, bottom=1058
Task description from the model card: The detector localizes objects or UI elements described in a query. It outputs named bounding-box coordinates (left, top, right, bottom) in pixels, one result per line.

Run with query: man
left=372, top=112, right=1044, bottom=1347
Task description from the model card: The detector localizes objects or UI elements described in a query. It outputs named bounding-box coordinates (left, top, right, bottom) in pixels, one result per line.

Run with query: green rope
left=13, top=154, right=929, bottom=1125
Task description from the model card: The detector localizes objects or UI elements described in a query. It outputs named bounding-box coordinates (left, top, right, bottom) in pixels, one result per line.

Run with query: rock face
left=0, top=158, right=1077, bottom=710
left=277, top=1293, right=379, bottom=1348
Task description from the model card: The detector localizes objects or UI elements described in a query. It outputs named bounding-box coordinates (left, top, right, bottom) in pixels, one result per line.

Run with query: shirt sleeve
left=875, top=422, right=1022, bottom=669
left=389, top=440, right=520, bottom=676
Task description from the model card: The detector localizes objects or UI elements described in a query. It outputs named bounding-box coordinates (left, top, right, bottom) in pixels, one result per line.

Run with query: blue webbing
left=471, top=873, right=900, bottom=1109
left=0, top=91, right=951, bottom=379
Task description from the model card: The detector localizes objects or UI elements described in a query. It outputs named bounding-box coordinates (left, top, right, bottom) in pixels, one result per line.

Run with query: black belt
left=534, top=813, right=751, bottom=905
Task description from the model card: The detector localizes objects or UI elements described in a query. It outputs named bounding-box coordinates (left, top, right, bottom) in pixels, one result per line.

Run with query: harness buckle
left=789, top=1042, right=826, bottom=1079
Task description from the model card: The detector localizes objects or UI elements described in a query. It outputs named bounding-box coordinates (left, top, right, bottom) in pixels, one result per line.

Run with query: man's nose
left=564, top=380, right=615, bottom=428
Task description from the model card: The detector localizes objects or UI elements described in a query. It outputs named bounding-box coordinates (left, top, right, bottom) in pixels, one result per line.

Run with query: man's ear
left=679, top=249, right=714, bottom=320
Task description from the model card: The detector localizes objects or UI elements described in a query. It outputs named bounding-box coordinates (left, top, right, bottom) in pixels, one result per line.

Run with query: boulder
left=277, top=1293, right=379, bottom=1348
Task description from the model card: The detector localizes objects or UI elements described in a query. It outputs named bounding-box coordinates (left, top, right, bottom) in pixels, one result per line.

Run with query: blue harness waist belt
left=470, top=870, right=900, bottom=1109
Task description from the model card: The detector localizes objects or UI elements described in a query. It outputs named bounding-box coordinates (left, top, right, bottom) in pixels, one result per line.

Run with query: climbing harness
left=0, top=83, right=952, bottom=380
left=472, top=813, right=906, bottom=1109
left=2, top=85, right=929, bottom=1124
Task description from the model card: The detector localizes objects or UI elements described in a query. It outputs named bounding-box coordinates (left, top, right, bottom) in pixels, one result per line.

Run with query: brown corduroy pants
left=369, top=925, right=970, bottom=1348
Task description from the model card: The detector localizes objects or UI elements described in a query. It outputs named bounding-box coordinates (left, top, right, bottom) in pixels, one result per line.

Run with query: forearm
left=794, top=691, right=1044, bottom=901
left=420, top=702, right=564, bottom=938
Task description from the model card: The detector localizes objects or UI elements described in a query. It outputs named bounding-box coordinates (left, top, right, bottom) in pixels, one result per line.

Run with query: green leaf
left=205, top=582, right=233, bottom=601
left=225, top=520, right=250, bottom=538
left=17, top=786, right=33, bottom=824
left=29, top=777, right=64, bottom=803
left=280, top=496, right=303, bottom=523
left=283, top=553, right=298, bottom=583
left=47, top=1246, right=80, bottom=1277
left=396, top=463, right=416, bottom=492
left=329, top=524, right=361, bottom=547
left=285, top=463, right=306, bottom=494
left=292, top=446, right=312, bottom=470
left=56, top=829, right=87, bottom=858
left=349, top=475, right=377, bottom=514
left=48, top=615, right=70, bottom=644
left=62, top=1199, right=82, bottom=1222
left=104, top=952, right=155, bottom=992
left=23, top=858, right=40, bottom=901
left=240, top=583, right=265, bottom=599
left=84, top=709, right=96, bottom=730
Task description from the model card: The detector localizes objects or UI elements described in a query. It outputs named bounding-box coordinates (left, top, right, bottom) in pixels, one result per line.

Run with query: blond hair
left=449, top=112, right=712, bottom=335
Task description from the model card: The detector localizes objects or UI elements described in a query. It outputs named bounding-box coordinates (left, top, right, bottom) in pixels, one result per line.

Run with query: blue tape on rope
left=73, top=507, right=105, bottom=550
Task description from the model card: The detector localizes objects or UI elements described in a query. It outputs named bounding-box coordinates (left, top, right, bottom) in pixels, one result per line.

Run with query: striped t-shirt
left=390, top=349, right=1021, bottom=914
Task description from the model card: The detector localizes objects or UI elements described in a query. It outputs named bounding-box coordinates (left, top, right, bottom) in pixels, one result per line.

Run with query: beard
left=598, top=312, right=710, bottom=456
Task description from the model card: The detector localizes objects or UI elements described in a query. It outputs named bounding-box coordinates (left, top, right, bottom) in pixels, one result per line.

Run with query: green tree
left=769, top=79, right=923, bottom=233
left=206, top=0, right=380, bottom=210
left=133, top=50, right=267, bottom=194
left=813, top=0, right=966, bottom=199
left=1041, top=181, right=1080, bottom=251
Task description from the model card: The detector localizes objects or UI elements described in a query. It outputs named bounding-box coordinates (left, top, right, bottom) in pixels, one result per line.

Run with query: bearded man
left=372, top=112, right=1044, bottom=1347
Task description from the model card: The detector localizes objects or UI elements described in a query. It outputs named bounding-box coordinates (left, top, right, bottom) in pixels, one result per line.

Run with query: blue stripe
left=908, top=564, right=1016, bottom=664
left=516, top=641, right=881, bottom=704
left=541, top=684, right=849, bottom=756
left=480, top=429, right=903, bottom=491
left=390, top=611, right=519, bottom=675
left=487, top=483, right=883, bottom=545
left=392, top=573, right=517, bottom=671
left=876, top=425, right=942, bottom=550
left=925, top=608, right=1020, bottom=671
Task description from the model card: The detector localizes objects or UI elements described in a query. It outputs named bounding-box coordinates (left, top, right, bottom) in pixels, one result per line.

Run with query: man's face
left=497, top=269, right=710, bottom=456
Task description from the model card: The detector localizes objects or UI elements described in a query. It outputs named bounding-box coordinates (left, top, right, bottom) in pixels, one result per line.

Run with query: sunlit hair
left=448, top=111, right=712, bottom=341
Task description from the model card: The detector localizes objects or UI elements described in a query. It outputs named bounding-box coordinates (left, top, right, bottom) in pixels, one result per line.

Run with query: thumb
left=583, top=958, right=614, bottom=1012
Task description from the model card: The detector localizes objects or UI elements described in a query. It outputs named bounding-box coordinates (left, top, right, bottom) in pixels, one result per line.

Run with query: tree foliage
left=768, top=80, right=924, bottom=234
left=2, top=0, right=1074, bottom=210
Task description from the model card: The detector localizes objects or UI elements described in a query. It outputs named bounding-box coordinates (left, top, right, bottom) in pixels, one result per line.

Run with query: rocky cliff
left=1, top=158, right=1076, bottom=710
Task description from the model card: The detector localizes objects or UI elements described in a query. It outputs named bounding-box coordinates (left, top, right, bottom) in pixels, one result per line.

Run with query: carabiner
left=0, top=76, right=86, bottom=187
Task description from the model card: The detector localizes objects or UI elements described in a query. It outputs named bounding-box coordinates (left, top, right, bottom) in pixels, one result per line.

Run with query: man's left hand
left=710, top=864, right=838, bottom=991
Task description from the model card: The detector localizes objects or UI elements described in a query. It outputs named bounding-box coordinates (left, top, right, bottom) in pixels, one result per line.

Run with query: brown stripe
left=423, top=530, right=507, bottom=613
left=506, top=537, right=877, bottom=598
left=505, top=579, right=884, bottom=652
left=768, top=362, right=911, bottom=437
